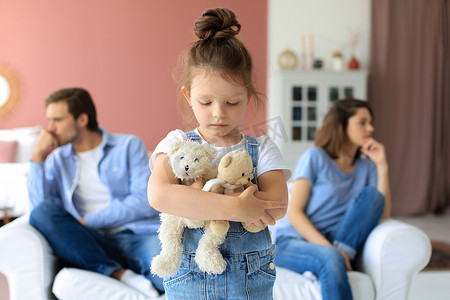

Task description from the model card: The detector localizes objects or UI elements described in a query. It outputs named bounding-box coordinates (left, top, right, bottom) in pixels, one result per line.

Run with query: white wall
left=268, top=0, right=371, bottom=72
left=267, top=0, right=371, bottom=169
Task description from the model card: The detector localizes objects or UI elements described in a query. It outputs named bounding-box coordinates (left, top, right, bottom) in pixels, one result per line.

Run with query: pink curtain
left=369, top=0, right=450, bottom=215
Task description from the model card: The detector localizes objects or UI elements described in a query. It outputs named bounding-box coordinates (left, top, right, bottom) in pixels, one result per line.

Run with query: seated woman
left=274, top=98, right=391, bottom=300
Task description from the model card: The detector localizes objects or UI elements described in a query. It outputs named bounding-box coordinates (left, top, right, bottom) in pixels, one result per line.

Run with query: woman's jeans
left=275, top=186, right=385, bottom=300
left=29, top=201, right=164, bottom=292
left=164, top=221, right=276, bottom=300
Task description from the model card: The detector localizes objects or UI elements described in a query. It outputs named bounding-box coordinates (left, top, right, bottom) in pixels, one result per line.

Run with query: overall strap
left=186, top=130, right=201, bottom=143
left=245, top=135, right=259, bottom=185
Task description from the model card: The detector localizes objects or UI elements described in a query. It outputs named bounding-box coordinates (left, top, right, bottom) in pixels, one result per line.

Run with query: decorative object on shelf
left=278, top=49, right=298, bottom=70
left=313, top=59, right=323, bottom=70
left=331, top=51, right=344, bottom=71
left=308, top=34, right=315, bottom=70
left=347, top=27, right=361, bottom=70
left=300, top=35, right=307, bottom=69
left=300, top=34, right=315, bottom=70
left=0, top=63, right=20, bottom=117
left=348, top=56, right=360, bottom=70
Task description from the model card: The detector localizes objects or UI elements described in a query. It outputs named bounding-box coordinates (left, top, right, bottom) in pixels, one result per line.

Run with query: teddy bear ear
left=167, top=141, right=183, bottom=156
left=221, top=155, right=233, bottom=168
left=202, top=144, right=216, bottom=159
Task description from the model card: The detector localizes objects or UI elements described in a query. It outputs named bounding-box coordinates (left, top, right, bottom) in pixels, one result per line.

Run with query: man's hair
left=315, top=98, right=374, bottom=159
left=44, top=88, right=99, bottom=131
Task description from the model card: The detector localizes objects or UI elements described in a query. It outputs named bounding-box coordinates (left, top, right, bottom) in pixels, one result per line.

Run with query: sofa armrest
left=356, top=219, right=431, bottom=300
left=0, top=215, right=59, bottom=300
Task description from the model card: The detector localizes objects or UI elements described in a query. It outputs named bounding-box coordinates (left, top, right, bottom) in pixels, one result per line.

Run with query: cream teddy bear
left=196, top=150, right=262, bottom=274
left=203, top=150, right=262, bottom=233
left=150, top=140, right=217, bottom=278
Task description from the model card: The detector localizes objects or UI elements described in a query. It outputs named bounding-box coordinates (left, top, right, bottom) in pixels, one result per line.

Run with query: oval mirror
left=0, top=64, right=20, bottom=117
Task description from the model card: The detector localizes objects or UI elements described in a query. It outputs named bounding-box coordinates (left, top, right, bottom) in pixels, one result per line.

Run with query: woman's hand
left=336, top=248, right=352, bottom=271
left=361, top=138, right=387, bottom=167
left=361, top=137, right=392, bottom=218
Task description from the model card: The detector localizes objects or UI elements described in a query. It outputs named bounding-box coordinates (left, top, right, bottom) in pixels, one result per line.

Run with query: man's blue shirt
left=27, top=128, right=160, bottom=234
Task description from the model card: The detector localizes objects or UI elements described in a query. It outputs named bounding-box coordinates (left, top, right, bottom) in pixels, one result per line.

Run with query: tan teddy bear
left=150, top=140, right=217, bottom=278
left=196, top=150, right=262, bottom=274
left=203, top=150, right=262, bottom=233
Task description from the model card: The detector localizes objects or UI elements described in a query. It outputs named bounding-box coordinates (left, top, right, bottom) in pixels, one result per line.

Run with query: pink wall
left=0, top=0, right=267, bottom=150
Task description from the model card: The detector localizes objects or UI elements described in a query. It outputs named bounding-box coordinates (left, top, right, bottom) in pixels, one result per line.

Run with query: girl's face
left=345, top=108, right=374, bottom=147
left=184, top=70, right=249, bottom=146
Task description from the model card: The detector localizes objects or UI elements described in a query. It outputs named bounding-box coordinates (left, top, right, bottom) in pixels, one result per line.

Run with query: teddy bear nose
left=185, top=165, right=189, bottom=171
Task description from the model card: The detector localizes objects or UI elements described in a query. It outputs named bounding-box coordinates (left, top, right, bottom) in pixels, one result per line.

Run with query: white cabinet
left=268, top=70, right=367, bottom=170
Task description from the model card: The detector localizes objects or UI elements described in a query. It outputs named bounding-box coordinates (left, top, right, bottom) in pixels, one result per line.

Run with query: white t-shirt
left=73, top=143, right=110, bottom=217
left=149, top=129, right=292, bottom=180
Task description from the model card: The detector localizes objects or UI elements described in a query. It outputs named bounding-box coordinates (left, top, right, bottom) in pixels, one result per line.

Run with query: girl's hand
left=361, top=138, right=387, bottom=167
left=237, top=185, right=286, bottom=230
left=191, top=178, right=204, bottom=190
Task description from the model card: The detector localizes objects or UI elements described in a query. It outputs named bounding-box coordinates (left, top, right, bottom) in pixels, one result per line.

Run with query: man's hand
left=31, top=130, right=60, bottom=163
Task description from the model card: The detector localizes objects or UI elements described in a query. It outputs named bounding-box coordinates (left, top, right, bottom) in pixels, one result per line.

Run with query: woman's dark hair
left=44, top=88, right=99, bottom=131
left=315, top=98, right=373, bottom=159
left=177, top=8, right=264, bottom=124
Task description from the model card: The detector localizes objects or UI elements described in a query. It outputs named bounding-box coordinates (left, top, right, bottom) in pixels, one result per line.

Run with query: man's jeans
left=29, top=201, right=164, bottom=292
left=275, top=186, right=385, bottom=300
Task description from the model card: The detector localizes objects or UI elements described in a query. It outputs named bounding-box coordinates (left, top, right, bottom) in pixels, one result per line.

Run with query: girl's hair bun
left=194, top=8, right=241, bottom=40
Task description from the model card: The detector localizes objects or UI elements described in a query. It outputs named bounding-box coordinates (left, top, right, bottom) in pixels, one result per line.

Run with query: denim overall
left=162, top=131, right=276, bottom=300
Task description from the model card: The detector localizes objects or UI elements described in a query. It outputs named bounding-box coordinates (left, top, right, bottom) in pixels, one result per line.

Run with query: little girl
left=148, top=8, right=290, bottom=300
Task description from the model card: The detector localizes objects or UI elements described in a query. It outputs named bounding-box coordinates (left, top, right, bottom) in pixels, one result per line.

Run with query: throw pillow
left=0, top=140, right=17, bottom=163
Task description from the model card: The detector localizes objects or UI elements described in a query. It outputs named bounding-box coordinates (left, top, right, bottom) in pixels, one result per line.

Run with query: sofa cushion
left=274, top=267, right=374, bottom=300
left=0, top=140, right=17, bottom=163
left=53, top=268, right=165, bottom=300
left=274, top=267, right=321, bottom=299
left=348, top=271, right=375, bottom=300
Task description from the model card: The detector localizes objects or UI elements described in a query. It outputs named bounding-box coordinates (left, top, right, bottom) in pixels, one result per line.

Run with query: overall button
left=269, top=249, right=275, bottom=256
left=268, top=262, right=275, bottom=270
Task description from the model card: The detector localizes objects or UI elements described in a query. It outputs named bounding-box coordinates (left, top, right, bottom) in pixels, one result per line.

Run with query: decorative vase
left=331, top=51, right=344, bottom=71
left=348, top=56, right=360, bottom=70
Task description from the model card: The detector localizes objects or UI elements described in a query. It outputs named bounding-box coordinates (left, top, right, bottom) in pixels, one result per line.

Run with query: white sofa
left=0, top=126, right=432, bottom=299
left=0, top=215, right=431, bottom=300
